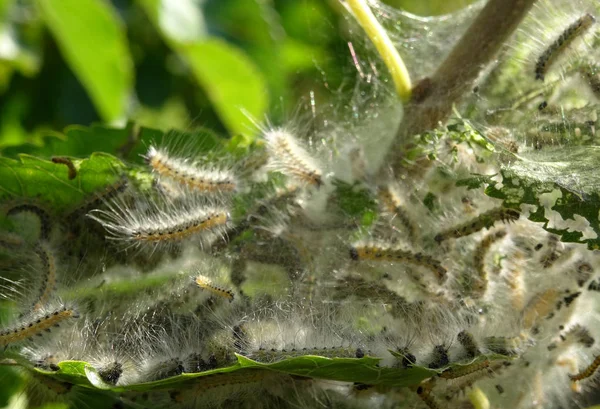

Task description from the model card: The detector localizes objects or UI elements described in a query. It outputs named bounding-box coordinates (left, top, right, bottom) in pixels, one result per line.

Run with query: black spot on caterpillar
left=434, top=207, right=519, bottom=243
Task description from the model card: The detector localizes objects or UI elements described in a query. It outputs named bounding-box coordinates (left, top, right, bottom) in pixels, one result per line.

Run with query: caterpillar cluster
left=2, top=0, right=600, bottom=408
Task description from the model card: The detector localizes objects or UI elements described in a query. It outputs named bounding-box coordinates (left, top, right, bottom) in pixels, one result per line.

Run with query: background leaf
left=37, top=0, right=133, bottom=122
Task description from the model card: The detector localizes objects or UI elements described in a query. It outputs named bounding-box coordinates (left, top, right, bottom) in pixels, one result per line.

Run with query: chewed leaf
left=480, top=146, right=600, bottom=249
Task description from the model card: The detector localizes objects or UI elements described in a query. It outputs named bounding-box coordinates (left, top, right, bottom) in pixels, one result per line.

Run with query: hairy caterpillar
left=569, top=354, right=600, bottom=381
left=263, top=128, right=323, bottom=188
left=439, top=360, right=491, bottom=380
left=6, top=203, right=53, bottom=241
left=535, top=14, right=596, bottom=81
left=428, top=345, right=450, bottom=369
left=484, top=336, right=526, bottom=356
left=0, top=232, right=25, bottom=254
left=64, top=177, right=129, bottom=223
left=145, top=145, right=238, bottom=194
left=0, top=308, right=79, bottom=348
left=169, top=369, right=286, bottom=405
left=248, top=346, right=364, bottom=363
left=521, top=289, right=560, bottom=330
left=416, top=384, right=442, bottom=409
left=194, top=274, right=235, bottom=303
left=434, top=207, right=519, bottom=243
left=96, top=361, right=124, bottom=386
left=349, top=243, right=447, bottom=283
left=471, top=229, right=506, bottom=299
left=88, top=194, right=231, bottom=252
left=377, top=185, right=417, bottom=241
left=457, top=331, right=480, bottom=359
left=32, top=242, right=57, bottom=312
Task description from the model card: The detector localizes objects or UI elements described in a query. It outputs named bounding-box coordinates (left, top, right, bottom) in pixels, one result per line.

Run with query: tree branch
left=383, top=0, right=539, bottom=177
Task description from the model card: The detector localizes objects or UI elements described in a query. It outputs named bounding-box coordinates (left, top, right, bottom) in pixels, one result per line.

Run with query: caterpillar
left=350, top=243, right=447, bottom=283
left=0, top=231, right=25, bottom=249
left=443, top=361, right=511, bottom=398
left=0, top=308, right=79, bottom=348
left=64, top=177, right=129, bottom=223
left=472, top=229, right=506, bottom=299
left=145, top=145, right=238, bottom=194
left=377, top=185, right=418, bottom=241
left=88, top=195, right=230, bottom=251
left=142, top=358, right=185, bottom=382
left=434, top=207, right=519, bottom=243
left=32, top=242, right=58, bottom=312
left=416, top=384, right=442, bottom=409
left=195, top=274, right=235, bottom=303
left=549, top=324, right=595, bottom=351
left=457, top=331, right=480, bottom=359
left=580, top=63, right=600, bottom=98
left=521, top=289, right=560, bottom=330
left=264, top=128, right=323, bottom=188
left=51, top=157, right=77, bottom=180
left=97, top=361, right=124, bottom=385
left=484, top=336, right=525, bottom=356
left=535, top=14, right=596, bottom=81
left=7, top=203, right=53, bottom=241
left=248, top=346, right=364, bottom=363
left=428, top=345, right=450, bottom=369
left=439, top=360, right=491, bottom=380
left=169, top=369, right=284, bottom=404
left=569, top=354, right=600, bottom=381
left=504, top=249, right=526, bottom=310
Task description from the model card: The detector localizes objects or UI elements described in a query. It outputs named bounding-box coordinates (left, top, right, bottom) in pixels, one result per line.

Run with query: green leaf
left=0, top=153, right=125, bottom=213
left=37, top=0, right=133, bottom=122
left=236, top=354, right=436, bottom=387
left=331, top=179, right=377, bottom=220
left=175, top=39, right=268, bottom=138
left=2, top=124, right=134, bottom=159
left=135, top=0, right=206, bottom=42
left=483, top=146, right=600, bottom=249
left=137, top=1, right=268, bottom=139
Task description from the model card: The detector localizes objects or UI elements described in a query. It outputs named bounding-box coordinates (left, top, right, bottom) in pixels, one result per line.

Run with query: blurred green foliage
left=0, top=0, right=469, bottom=154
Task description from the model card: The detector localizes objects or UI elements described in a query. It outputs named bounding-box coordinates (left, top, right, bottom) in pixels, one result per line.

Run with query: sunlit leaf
left=37, top=0, right=133, bottom=122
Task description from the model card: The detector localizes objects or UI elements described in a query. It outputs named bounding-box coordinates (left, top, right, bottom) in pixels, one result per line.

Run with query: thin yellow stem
left=345, top=0, right=412, bottom=101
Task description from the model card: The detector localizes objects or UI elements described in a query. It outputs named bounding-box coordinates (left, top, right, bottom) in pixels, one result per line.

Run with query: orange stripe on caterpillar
left=0, top=308, right=79, bottom=347
left=435, top=207, right=519, bottom=243
left=146, top=146, right=237, bottom=194
left=264, top=129, right=323, bottom=188
left=89, top=199, right=231, bottom=251
left=134, top=211, right=229, bottom=243
left=350, top=243, right=446, bottom=283
left=377, top=185, right=417, bottom=241
left=570, top=355, right=600, bottom=381
left=195, top=275, right=234, bottom=302
left=32, top=243, right=57, bottom=312
left=535, top=14, right=595, bottom=81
